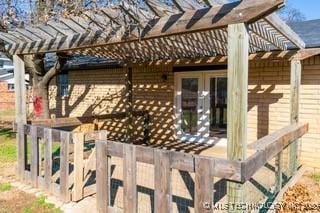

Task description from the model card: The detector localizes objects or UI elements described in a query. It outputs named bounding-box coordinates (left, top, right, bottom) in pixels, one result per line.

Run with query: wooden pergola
left=0, top=0, right=313, bottom=211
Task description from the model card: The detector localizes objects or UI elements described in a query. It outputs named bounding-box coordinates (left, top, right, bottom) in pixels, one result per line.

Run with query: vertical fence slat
left=60, top=131, right=70, bottom=202
left=96, top=140, right=109, bottom=213
left=31, top=126, right=39, bottom=187
left=17, top=123, right=26, bottom=180
left=195, top=157, right=214, bottom=213
left=154, top=150, right=171, bottom=213
left=44, top=128, right=53, bottom=193
left=123, top=144, right=137, bottom=213
left=275, top=152, right=283, bottom=193
left=73, top=133, right=84, bottom=201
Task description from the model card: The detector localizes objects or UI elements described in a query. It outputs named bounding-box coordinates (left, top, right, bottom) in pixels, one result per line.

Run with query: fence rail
left=15, top=123, right=105, bottom=202
left=15, top=122, right=308, bottom=211
left=16, top=123, right=72, bottom=201
left=95, top=122, right=308, bottom=212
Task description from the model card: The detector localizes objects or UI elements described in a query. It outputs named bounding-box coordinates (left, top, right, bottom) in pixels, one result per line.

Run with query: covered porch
left=0, top=0, right=315, bottom=212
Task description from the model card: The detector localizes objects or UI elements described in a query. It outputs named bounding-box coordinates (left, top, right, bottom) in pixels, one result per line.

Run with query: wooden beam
left=227, top=23, right=249, bottom=208
left=96, top=140, right=109, bottom=213
left=13, top=54, right=27, bottom=180
left=292, top=48, right=320, bottom=60
left=172, top=0, right=204, bottom=11
left=143, top=0, right=179, bottom=17
left=125, top=67, right=133, bottom=143
left=195, top=157, right=214, bottom=212
left=289, top=59, right=301, bottom=176
left=73, top=133, right=85, bottom=201
left=203, top=0, right=227, bottom=6
left=123, top=145, right=137, bottom=212
left=6, top=0, right=284, bottom=55
left=13, top=55, right=27, bottom=124
left=264, top=13, right=305, bottom=49
left=154, top=150, right=172, bottom=213
left=243, top=123, right=308, bottom=182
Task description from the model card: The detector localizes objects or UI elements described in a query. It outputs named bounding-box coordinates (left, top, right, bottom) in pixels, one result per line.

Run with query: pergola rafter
left=0, top=0, right=305, bottom=63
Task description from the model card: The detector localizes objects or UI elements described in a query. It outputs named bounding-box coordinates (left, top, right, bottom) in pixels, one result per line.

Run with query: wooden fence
left=16, top=123, right=111, bottom=202
left=95, top=122, right=309, bottom=212
left=16, top=123, right=72, bottom=202
left=15, top=122, right=308, bottom=211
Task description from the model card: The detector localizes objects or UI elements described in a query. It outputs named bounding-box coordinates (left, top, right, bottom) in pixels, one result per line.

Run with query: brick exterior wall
left=48, top=56, right=320, bottom=171
left=0, top=81, right=15, bottom=111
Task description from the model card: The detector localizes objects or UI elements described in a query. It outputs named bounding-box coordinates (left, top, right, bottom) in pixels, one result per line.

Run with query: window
left=57, top=73, right=69, bottom=97
left=7, top=83, right=15, bottom=91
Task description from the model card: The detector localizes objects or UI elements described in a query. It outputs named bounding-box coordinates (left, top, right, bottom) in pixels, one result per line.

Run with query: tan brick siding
left=248, top=57, right=320, bottom=171
left=49, top=64, right=175, bottom=143
left=0, top=82, right=15, bottom=110
left=48, top=57, right=320, bottom=171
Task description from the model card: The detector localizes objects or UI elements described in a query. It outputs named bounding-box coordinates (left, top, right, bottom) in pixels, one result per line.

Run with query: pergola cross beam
left=0, top=0, right=305, bottom=61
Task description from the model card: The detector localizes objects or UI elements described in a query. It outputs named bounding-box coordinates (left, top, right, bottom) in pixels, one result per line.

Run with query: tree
left=0, top=0, right=90, bottom=119
left=278, top=1, right=306, bottom=24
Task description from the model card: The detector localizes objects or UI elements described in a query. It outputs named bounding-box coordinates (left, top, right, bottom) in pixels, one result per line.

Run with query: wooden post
left=96, top=138, right=109, bottom=213
left=154, top=150, right=171, bottom=213
left=227, top=23, right=249, bottom=210
left=143, top=112, right=150, bottom=144
left=44, top=128, right=53, bottom=193
left=123, top=145, right=137, bottom=213
left=30, top=126, right=39, bottom=187
left=195, top=157, right=214, bottom=213
left=274, top=152, right=283, bottom=193
left=289, top=59, right=301, bottom=176
left=125, top=67, right=133, bottom=143
left=13, top=55, right=27, bottom=180
left=60, top=131, right=70, bottom=202
left=73, top=132, right=84, bottom=201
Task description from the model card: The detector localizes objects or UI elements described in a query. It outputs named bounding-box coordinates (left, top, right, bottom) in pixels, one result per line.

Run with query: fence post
left=30, top=126, right=39, bottom=187
left=123, top=144, right=137, bottom=213
left=275, top=152, right=283, bottom=194
left=195, top=157, right=214, bottom=213
left=73, top=132, right=84, bottom=201
left=60, top=131, right=70, bottom=202
left=143, top=112, right=150, bottom=144
left=44, top=128, right=53, bottom=193
left=96, top=138, right=109, bottom=213
left=16, top=123, right=26, bottom=181
left=289, top=59, right=301, bottom=176
left=154, top=150, right=171, bottom=213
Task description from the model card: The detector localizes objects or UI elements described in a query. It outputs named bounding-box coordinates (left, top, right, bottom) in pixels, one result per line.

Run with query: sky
left=289, top=0, right=320, bottom=20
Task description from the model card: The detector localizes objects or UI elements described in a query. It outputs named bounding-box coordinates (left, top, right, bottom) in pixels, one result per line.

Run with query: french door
left=175, top=71, right=227, bottom=144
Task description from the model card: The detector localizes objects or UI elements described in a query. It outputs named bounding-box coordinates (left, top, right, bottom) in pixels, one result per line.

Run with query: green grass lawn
left=0, top=128, right=16, bottom=163
left=0, top=183, right=12, bottom=192
left=22, top=195, right=62, bottom=213
left=0, top=128, right=61, bottom=166
left=0, top=109, right=15, bottom=121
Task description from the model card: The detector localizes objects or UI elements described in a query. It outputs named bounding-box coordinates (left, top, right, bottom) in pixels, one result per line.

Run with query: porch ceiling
left=0, top=0, right=305, bottom=62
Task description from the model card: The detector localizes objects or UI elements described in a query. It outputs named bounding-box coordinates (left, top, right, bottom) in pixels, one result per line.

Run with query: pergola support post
left=289, top=59, right=301, bottom=176
left=227, top=23, right=249, bottom=211
left=125, top=66, right=133, bottom=143
left=13, top=55, right=27, bottom=180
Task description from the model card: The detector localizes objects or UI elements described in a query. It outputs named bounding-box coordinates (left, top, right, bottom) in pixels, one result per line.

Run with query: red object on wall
left=33, top=96, right=42, bottom=117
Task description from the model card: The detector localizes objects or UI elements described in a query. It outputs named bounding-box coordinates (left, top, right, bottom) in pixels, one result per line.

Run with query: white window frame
left=174, top=70, right=227, bottom=145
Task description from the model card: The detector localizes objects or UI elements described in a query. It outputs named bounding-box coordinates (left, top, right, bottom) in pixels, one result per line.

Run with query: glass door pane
left=181, top=78, right=198, bottom=135
left=210, top=77, right=227, bottom=136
